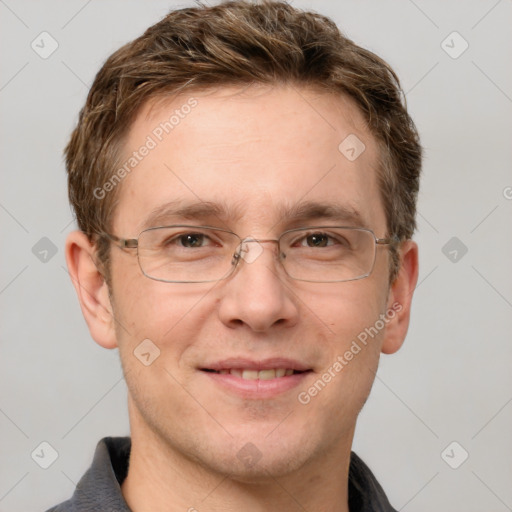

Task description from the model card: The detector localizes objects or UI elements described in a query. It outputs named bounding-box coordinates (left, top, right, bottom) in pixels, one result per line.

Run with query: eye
left=142, top=227, right=227, bottom=255
left=295, top=232, right=348, bottom=248
left=177, top=233, right=210, bottom=248
left=302, top=233, right=332, bottom=248
left=287, top=229, right=354, bottom=251
left=172, top=233, right=212, bottom=249
left=158, top=231, right=217, bottom=249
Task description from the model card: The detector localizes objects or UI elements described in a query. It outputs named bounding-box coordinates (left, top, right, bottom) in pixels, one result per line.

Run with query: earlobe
left=65, top=230, right=118, bottom=349
left=381, top=240, right=419, bottom=355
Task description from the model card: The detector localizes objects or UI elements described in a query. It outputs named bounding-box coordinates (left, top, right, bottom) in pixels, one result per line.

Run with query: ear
left=65, top=230, right=118, bottom=349
left=381, top=240, right=419, bottom=355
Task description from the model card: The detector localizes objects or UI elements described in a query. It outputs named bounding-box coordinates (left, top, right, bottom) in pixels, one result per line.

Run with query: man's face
left=109, top=85, right=395, bottom=479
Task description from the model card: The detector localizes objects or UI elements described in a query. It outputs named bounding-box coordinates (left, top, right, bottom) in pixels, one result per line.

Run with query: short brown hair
left=65, top=0, right=421, bottom=282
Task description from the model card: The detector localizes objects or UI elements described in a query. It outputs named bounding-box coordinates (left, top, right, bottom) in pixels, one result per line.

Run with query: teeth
left=218, top=368, right=296, bottom=379
left=241, top=370, right=259, bottom=380
left=208, top=368, right=305, bottom=379
left=258, top=369, right=277, bottom=380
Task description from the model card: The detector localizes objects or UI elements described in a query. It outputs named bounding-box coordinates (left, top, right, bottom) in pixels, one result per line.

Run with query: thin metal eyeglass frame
left=100, top=225, right=399, bottom=284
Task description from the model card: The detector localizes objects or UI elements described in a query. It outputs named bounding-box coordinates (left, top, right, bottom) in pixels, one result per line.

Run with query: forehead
left=113, top=85, right=385, bottom=235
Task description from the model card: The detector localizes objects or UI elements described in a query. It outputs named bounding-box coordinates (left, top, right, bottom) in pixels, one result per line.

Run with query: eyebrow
left=140, top=199, right=368, bottom=231
left=141, top=200, right=242, bottom=230
left=279, top=201, right=368, bottom=229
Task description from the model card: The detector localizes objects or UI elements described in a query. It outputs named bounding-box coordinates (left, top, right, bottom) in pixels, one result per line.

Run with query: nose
left=217, top=239, right=299, bottom=332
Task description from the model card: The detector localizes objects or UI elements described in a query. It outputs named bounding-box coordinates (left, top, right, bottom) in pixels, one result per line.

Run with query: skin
left=66, top=85, right=418, bottom=512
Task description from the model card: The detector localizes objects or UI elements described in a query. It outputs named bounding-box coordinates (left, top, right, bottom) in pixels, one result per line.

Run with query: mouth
left=201, top=368, right=308, bottom=379
left=199, top=358, right=313, bottom=399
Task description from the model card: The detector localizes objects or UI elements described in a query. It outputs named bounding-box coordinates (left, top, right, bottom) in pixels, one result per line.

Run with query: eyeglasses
left=101, top=225, right=398, bottom=283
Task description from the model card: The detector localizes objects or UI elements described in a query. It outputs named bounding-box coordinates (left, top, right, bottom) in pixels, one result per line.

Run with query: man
left=49, top=1, right=421, bottom=510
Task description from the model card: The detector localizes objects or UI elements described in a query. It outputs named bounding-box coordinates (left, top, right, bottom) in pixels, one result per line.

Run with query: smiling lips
left=203, top=368, right=303, bottom=379
left=200, top=358, right=313, bottom=399
left=200, top=357, right=312, bottom=383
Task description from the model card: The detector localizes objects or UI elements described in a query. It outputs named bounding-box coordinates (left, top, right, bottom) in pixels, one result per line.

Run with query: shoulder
left=43, top=437, right=132, bottom=512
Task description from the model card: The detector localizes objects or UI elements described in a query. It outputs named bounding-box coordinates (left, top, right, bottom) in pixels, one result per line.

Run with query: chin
left=212, top=428, right=323, bottom=482
left=217, top=446, right=314, bottom=483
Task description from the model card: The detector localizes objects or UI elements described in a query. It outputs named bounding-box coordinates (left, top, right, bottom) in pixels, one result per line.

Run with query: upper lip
left=200, top=357, right=312, bottom=372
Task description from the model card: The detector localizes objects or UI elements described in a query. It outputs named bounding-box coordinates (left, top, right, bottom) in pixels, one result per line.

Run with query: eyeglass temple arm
left=100, top=232, right=138, bottom=249
left=376, top=235, right=401, bottom=246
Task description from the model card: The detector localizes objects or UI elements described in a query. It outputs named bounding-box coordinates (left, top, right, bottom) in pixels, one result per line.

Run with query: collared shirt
left=46, top=437, right=397, bottom=512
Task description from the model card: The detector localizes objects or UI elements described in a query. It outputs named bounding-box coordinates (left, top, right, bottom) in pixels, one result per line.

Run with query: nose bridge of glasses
left=232, top=237, right=281, bottom=265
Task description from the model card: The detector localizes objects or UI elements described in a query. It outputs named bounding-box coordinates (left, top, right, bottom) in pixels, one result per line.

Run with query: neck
left=121, top=412, right=353, bottom=512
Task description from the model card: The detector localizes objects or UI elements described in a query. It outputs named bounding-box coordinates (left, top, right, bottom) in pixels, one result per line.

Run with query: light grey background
left=1, top=1, right=511, bottom=511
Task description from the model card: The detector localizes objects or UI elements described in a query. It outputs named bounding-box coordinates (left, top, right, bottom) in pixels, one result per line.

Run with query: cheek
left=299, top=279, right=388, bottom=402
left=111, top=261, right=217, bottom=357
left=300, top=277, right=388, bottom=341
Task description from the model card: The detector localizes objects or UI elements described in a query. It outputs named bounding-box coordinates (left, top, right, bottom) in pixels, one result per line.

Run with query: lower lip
left=201, top=370, right=312, bottom=399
